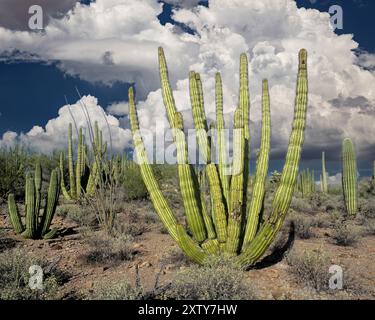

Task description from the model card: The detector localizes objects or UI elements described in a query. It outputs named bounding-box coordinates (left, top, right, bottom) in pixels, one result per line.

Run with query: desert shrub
left=163, top=256, right=256, bottom=300
left=358, top=178, right=375, bottom=198
left=328, top=185, right=342, bottom=195
left=91, top=280, right=143, bottom=300
left=143, top=211, right=158, bottom=224
left=83, top=232, right=134, bottom=266
left=153, top=164, right=177, bottom=184
left=363, top=219, right=375, bottom=236
left=121, top=165, right=148, bottom=201
left=331, top=223, right=359, bottom=246
left=0, top=147, right=27, bottom=201
left=122, top=223, right=148, bottom=237
left=290, top=215, right=315, bottom=239
left=308, top=192, right=329, bottom=211
left=0, top=248, right=67, bottom=300
left=328, top=211, right=345, bottom=226
left=358, top=197, right=375, bottom=219
left=160, top=247, right=191, bottom=269
left=311, top=213, right=331, bottom=228
left=321, top=194, right=346, bottom=213
left=0, top=237, right=18, bottom=253
left=57, top=203, right=96, bottom=227
left=286, top=249, right=330, bottom=291
left=290, top=197, right=313, bottom=213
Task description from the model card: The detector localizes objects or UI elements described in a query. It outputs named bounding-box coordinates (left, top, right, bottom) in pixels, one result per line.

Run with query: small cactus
left=7, top=162, right=61, bottom=239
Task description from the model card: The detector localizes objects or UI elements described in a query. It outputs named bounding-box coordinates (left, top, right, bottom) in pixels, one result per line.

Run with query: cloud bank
left=0, top=0, right=374, bottom=165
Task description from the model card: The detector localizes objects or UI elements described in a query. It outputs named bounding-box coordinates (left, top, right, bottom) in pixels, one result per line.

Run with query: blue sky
left=0, top=0, right=374, bottom=176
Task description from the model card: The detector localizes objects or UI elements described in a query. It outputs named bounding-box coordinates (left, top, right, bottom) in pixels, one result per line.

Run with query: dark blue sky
left=0, top=0, right=373, bottom=175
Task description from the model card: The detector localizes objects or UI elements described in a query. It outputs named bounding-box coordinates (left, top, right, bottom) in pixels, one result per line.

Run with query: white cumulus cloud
left=0, top=95, right=132, bottom=154
left=0, top=0, right=374, bottom=164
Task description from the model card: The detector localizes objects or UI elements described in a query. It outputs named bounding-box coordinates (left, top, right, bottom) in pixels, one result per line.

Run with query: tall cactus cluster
left=128, top=47, right=308, bottom=268
left=86, top=121, right=107, bottom=195
left=298, top=168, right=315, bottom=197
left=342, top=138, right=358, bottom=216
left=60, top=121, right=107, bottom=200
left=7, top=161, right=61, bottom=239
left=320, top=151, right=328, bottom=193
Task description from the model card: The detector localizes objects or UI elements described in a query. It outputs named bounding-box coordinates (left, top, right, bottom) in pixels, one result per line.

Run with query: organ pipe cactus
left=7, top=162, right=61, bottom=239
left=298, top=168, right=315, bottom=197
left=60, top=122, right=107, bottom=199
left=86, top=121, right=107, bottom=196
left=128, top=47, right=308, bottom=268
left=60, top=124, right=87, bottom=200
left=342, top=138, right=358, bottom=216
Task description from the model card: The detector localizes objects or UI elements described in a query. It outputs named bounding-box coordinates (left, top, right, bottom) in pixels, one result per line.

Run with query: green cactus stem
left=342, top=138, right=358, bottom=216
left=7, top=164, right=61, bottom=239
left=128, top=47, right=308, bottom=268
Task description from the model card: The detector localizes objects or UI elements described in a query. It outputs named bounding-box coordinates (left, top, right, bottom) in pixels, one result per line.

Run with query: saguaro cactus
left=7, top=162, right=61, bottom=239
left=128, top=47, right=308, bottom=268
left=321, top=151, right=328, bottom=193
left=342, top=138, right=358, bottom=216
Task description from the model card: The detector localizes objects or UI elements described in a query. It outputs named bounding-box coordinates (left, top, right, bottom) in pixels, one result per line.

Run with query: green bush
left=91, top=281, right=143, bottom=300
left=163, top=256, right=256, bottom=300
left=121, top=165, right=148, bottom=201
left=358, top=197, right=375, bottom=219
left=290, top=215, right=315, bottom=239
left=0, top=249, right=67, bottom=300
left=0, top=147, right=27, bottom=201
left=56, top=203, right=96, bottom=227
left=286, top=249, right=330, bottom=292
left=364, top=219, right=375, bottom=236
left=290, top=197, right=313, bottom=213
left=82, top=232, right=134, bottom=266
left=332, top=222, right=359, bottom=246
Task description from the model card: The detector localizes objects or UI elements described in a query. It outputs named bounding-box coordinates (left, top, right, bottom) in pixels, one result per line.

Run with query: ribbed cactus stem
left=239, top=53, right=250, bottom=222
left=22, top=173, right=37, bottom=239
left=237, top=49, right=308, bottom=267
left=7, top=194, right=24, bottom=234
left=40, top=169, right=60, bottom=237
left=34, top=159, right=42, bottom=215
left=159, top=48, right=207, bottom=242
left=243, top=79, right=271, bottom=247
left=322, top=151, right=328, bottom=193
left=59, top=151, right=72, bottom=200
left=128, top=87, right=181, bottom=242
left=68, top=123, right=76, bottom=199
left=215, top=73, right=230, bottom=205
left=342, top=138, right=358, bottom=216
left=76, top=128, right=83, bottom=197
left=226, top=109, right=245, bottom=255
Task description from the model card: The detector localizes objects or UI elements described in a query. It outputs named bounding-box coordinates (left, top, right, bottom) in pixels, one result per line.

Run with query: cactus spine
left=7, top=164, right=61, bottom=239
left=128, top=48, right=308, bottom=268
left=342, top=138, right=358, bottom=216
